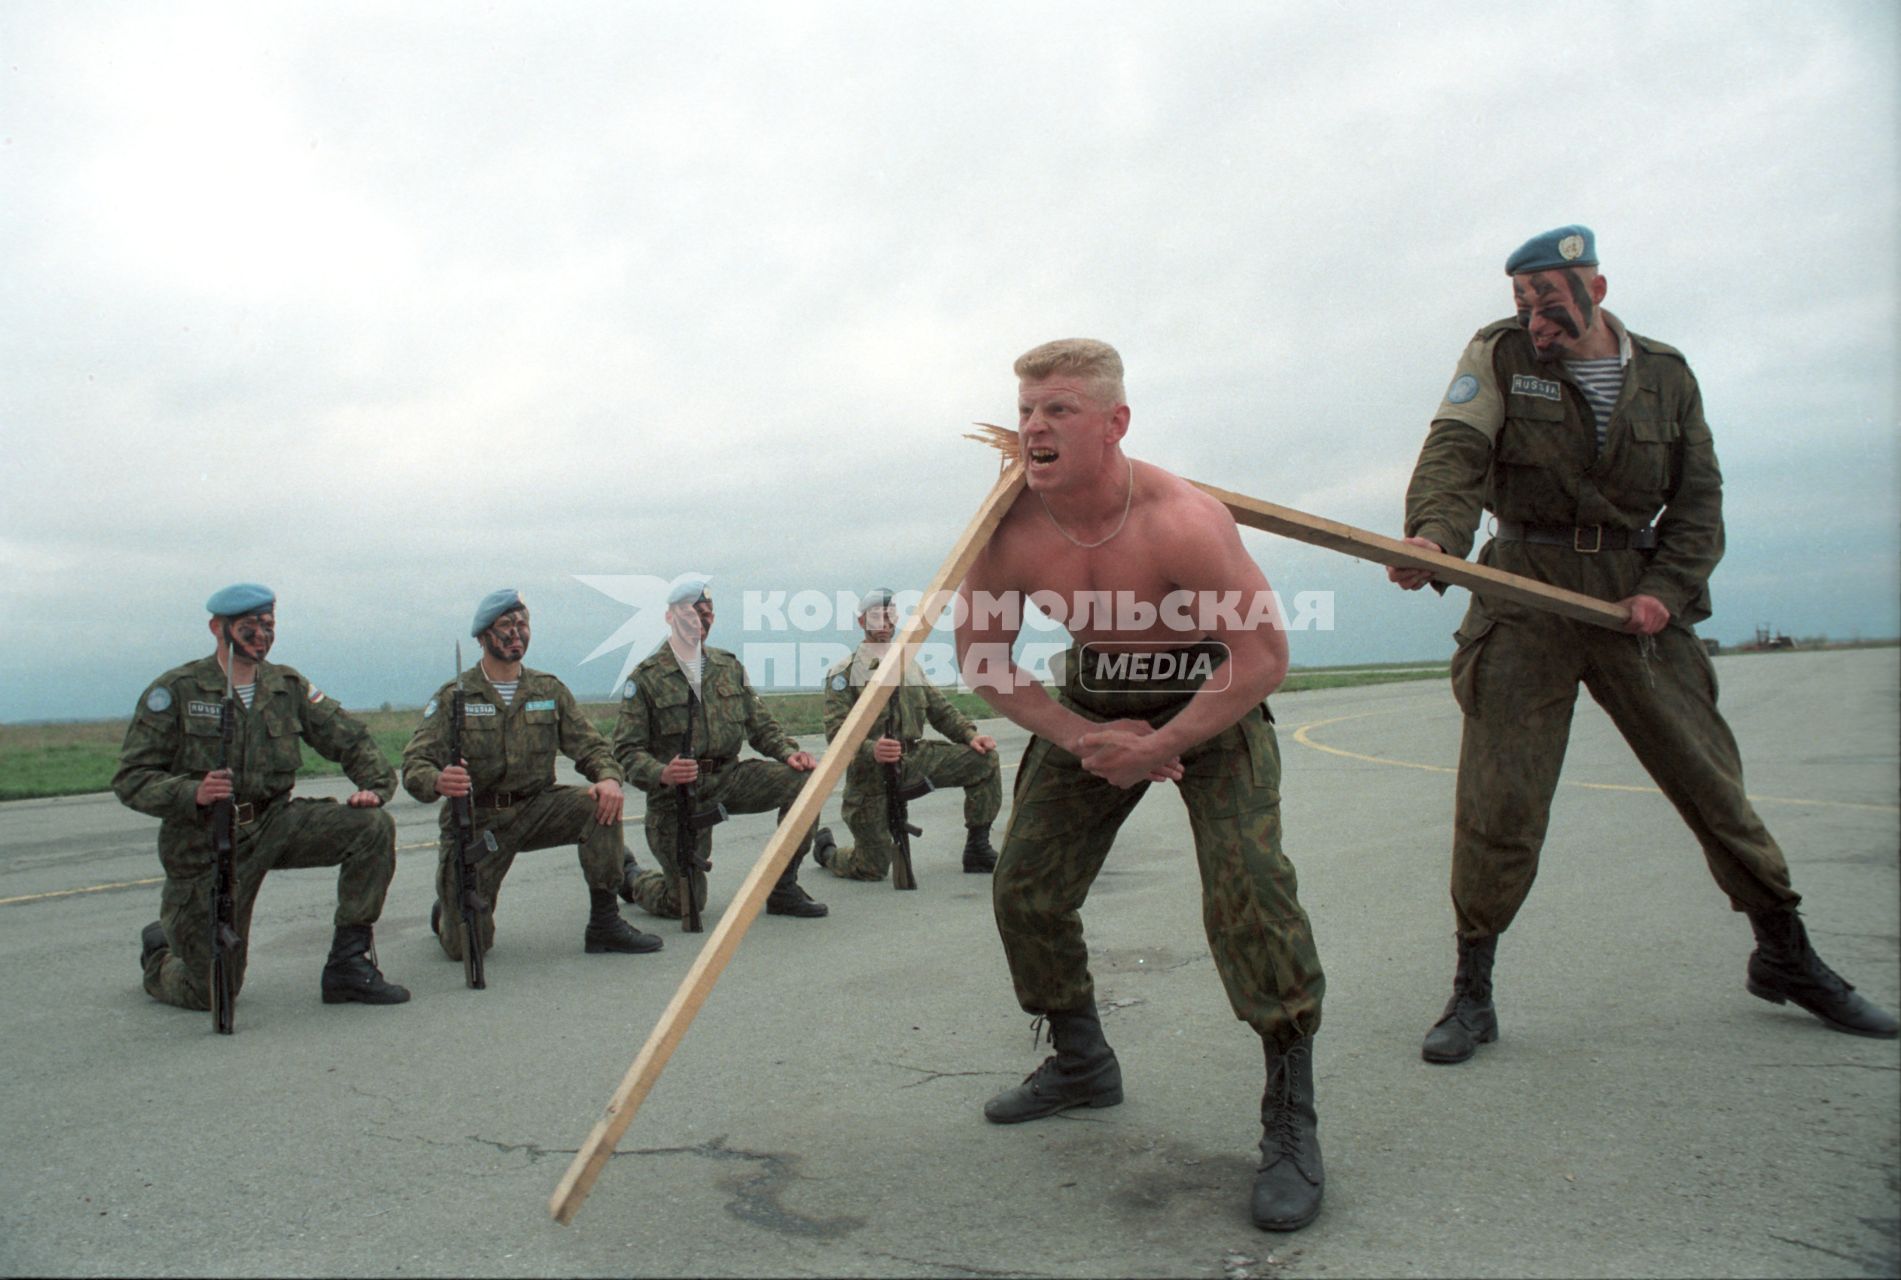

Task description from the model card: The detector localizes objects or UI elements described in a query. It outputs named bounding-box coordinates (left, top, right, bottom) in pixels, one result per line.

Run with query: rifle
left=449, top=641, right=493, bottom=989
left=675, top=688, right=712, bottom=932
left=208, top=639, right=242, bottom=1034
left=881, top=678, right=924, bottom=892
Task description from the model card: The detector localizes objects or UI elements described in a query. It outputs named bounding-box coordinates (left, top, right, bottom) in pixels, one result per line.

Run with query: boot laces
left=1261, top=1061, right=1303, bottom=1160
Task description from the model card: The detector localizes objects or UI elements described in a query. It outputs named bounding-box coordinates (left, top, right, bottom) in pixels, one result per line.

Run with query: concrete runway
left=1, top=647, right=1895, bottom=1278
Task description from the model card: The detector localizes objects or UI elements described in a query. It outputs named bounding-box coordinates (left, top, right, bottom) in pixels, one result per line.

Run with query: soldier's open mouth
left=1028, top=447, right=1059, bottom=467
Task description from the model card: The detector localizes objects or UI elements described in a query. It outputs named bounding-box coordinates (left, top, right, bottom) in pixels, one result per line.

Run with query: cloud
left=1, top=0, right=1894, bottom=721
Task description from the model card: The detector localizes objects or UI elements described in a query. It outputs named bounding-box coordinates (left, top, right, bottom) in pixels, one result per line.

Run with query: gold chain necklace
left=1039, top=456, right=1133, bottom=549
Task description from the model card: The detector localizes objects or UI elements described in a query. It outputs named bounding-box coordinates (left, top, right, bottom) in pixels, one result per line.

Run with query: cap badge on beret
left=1504, top=224, right=1598, bottom=275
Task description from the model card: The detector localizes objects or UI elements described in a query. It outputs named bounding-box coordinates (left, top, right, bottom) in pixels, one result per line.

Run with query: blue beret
left=667, top=576, right=711, bottom=606
left=471, top=588, right=525, bottom=636
left=206, top=583, right=275, bottom=618
left=1505, top=224, right=1597, bottom=275
left=859, top=587, right=895, bottom=613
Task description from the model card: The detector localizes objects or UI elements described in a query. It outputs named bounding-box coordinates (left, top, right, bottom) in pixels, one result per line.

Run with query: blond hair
left=1013, top=338, right=1127, bottom=407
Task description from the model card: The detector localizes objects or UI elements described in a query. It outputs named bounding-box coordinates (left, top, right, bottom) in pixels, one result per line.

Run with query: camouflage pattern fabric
left=1406, top=317, right=1800, bottom=939
left=402, top=666, right=626, bottom=957
left=614, top=644, right=814, bottom=918
left=622, top=759, right=815, bottom=918
left=820, top=642, right=1002, bottom=880
left=114, top=655, right=397, bottom=1010
left=1446, top=605, right=1798, bottom=938
left=994, top=644, right=1324, bottom=1051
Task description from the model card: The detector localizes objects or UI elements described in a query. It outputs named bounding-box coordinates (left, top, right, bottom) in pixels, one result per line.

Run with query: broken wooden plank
left=1195, top=482, right=1631, bottom=631
left=548, top=450, right=1027, bottom=1226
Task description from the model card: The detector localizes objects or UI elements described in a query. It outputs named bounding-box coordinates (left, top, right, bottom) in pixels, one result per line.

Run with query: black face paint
left=1563, top=269, right=1597, bottom=331
left=1539, top=306, right=1581, bottom=339
left=226, top=615, right=274, bottom=664
left=482, top=610, right=530, bottom=662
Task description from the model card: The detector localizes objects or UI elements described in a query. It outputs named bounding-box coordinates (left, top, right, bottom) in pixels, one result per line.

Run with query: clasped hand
left=1073, top=719, right=1183, bottom=789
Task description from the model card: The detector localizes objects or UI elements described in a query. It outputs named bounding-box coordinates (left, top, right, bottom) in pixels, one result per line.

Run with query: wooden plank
left=548, top=452, right=1028, bottom=1226
left=1194, top=482, right=1631, bottom=631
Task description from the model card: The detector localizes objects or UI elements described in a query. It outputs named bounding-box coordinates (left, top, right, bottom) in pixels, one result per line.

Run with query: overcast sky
left=4, top=1, right=1896, bottom=723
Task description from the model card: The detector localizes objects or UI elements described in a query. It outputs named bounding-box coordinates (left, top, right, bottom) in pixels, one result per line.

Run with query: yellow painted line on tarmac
left=0, top=876, right=166, bottom=907
left=1291, top=711, right=1899, bottom=814
left=0, top=839, right=445, bottom=908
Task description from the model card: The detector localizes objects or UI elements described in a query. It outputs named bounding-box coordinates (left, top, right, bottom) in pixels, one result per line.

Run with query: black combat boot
left=320, top=925, right=410, bottom=1005
left=584, top=887, right=665, bottom=954
left=811, top=827, right=838, bottom=871
left=617, top=852, right=642, bottom=905
left=983, top=1000, right=1124, bottom=1123
left=962, top=824, right=998, bottom=874
left=140, top=920, right=167, bottom=971
left=1421, top=933, right=1499, bottom=1063
left=1252, top=1035, right=1323, bottom=1231
left=765, top=846, right=829, bottom=918
left=1746, top=908, right=1898, bottom=1038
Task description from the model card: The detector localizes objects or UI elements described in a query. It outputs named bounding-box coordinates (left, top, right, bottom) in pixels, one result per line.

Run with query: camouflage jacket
left=113, top=655, right=395, bottom=831
left=613, top=645, right=798, bottom=792
left=402, top=666, right=621, bottom=813
left=1404, top=312, right=1723, bottom=624
left=823, top=643, right=977, bottom=769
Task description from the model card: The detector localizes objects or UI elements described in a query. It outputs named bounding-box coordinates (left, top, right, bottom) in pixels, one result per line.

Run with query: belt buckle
left=1573, top=524, right=1603, bottom=554
left=234, top=802, right=257, bottom=825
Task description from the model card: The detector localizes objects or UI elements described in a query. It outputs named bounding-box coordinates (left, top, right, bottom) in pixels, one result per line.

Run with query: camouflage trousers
left=144, top=796, right=396, bottom=1011
left=995, top=661, right=1324, bottom=1050
left=826, top=740, right=1003, bottom=880
left=1448, top=609, right=1800, bottom=939
left=433, top=785, right=626, bottom=961
left=626, top=759, right=817, bottom=919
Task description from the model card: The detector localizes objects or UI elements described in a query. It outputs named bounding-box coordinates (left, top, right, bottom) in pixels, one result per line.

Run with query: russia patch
left=187, top=700, right=221, bottom=718
left=307, top=686, right=326, bottom=704
left=144, top=687, right=173, bottom=713
left=466, top=703, right=497, bottom=717
left=1447, top=374, right=1480, bottom=405
left=1510, top=373, right=1562, bottom=401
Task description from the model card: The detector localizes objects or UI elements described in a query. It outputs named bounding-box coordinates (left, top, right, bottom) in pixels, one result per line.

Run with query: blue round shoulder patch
left=830, top=674, right=847, bottom=691
left=423, top=698, right=438, bottom=719
left=145, top=686, right=173, bottom=713
left=622, top=679, right=637, bottom=700
left=1447, top=374, right=1481, bottom=405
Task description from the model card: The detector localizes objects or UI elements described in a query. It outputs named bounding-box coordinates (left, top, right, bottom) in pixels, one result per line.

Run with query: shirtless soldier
left=956, top=339, right=1327, bottom=1232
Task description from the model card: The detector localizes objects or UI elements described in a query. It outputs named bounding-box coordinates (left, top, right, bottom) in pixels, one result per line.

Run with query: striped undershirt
left=490, top=680, right=519, bottom=706
left=1564, top=356, right=1625, bottom=452
left=235, top=682, right=256, bottom=709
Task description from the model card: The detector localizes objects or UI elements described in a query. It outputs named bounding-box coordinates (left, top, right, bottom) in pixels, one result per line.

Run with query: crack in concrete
left=873, top=1059, right=1014, bottom=1089
left=623, top=1135, right=864, bottom=1240
left=469, top=1136, right=572, bottom=1164
left=865, top=1251, right=1046, bottom=1278
left=1765, top=1230, right=1886, bottom=1274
